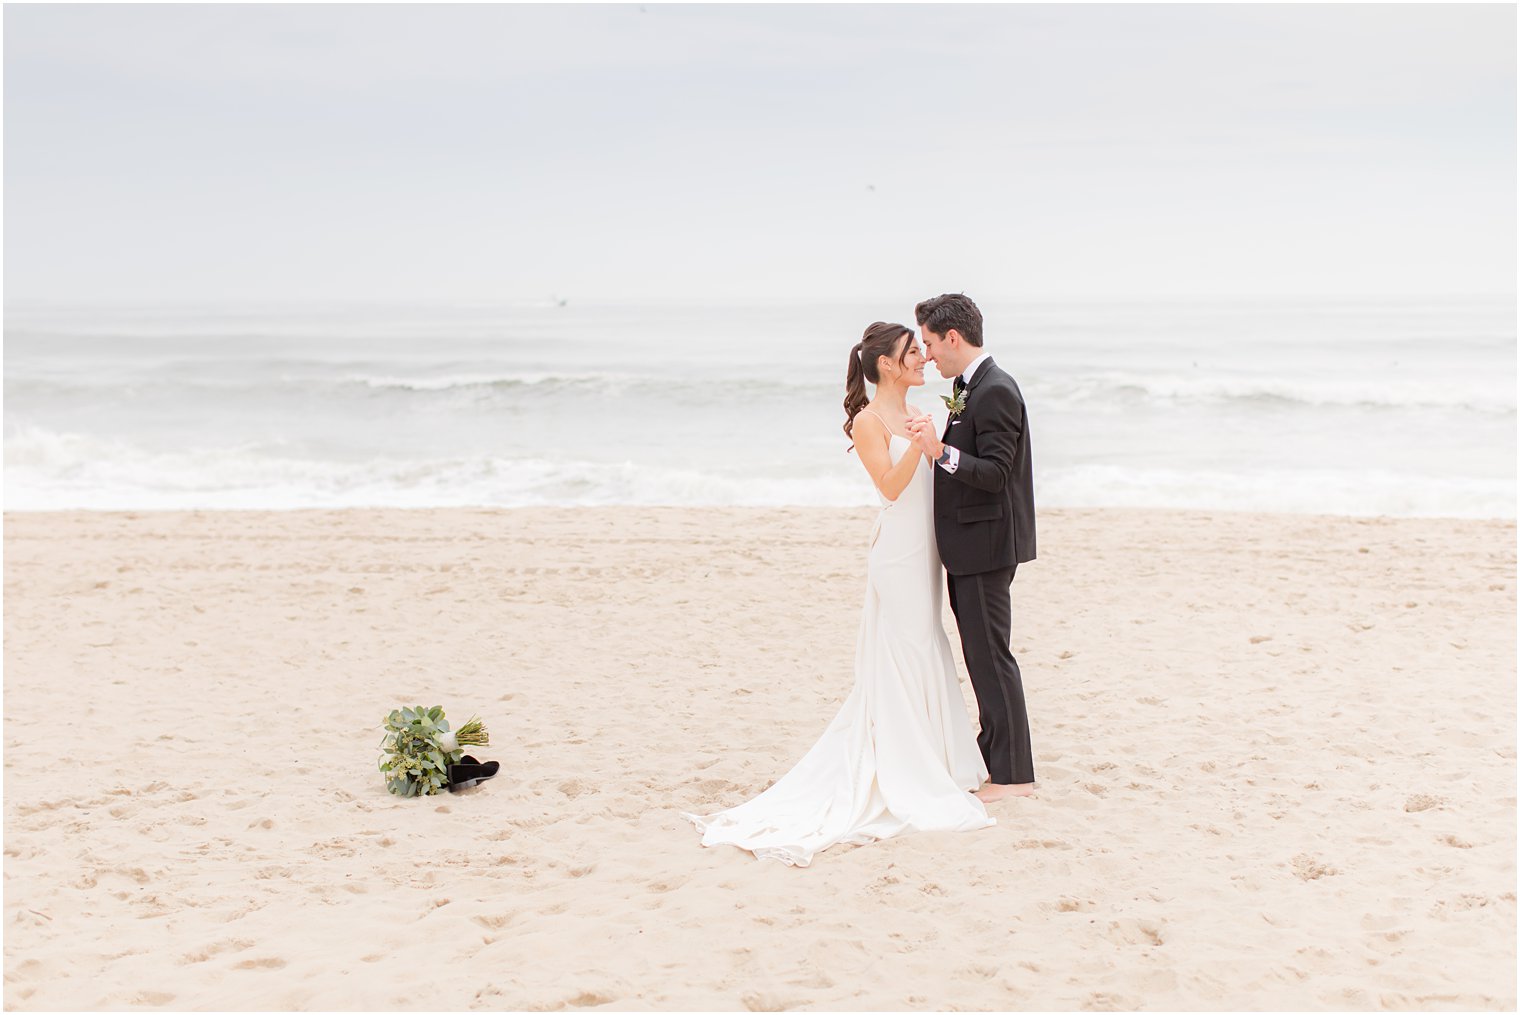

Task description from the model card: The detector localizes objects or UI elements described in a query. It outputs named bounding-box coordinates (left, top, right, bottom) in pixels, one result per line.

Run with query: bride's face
left=892, top=333, right=927, bottom=387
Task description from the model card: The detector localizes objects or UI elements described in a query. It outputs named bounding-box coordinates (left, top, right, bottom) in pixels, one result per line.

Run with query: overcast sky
left=4, top=3, right=1514, bottom=305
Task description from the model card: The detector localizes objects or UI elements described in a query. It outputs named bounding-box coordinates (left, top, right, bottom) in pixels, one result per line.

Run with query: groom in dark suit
left=907, top=293, right=1038, bottom=801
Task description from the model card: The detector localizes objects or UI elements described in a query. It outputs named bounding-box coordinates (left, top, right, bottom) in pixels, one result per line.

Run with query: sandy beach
left=3, top=506, right=1514, bottom=1011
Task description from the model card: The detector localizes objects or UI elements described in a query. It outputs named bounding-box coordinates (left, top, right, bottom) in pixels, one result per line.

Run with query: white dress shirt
left=937, top=352, right=992, bottom=473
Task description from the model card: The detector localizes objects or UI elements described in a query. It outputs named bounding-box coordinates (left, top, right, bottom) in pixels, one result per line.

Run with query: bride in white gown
left=683, top=322, right=993, bottom=866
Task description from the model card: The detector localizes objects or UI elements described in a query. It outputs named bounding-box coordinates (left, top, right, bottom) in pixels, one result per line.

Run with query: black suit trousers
left=946, top=565, right=1035, bottom=785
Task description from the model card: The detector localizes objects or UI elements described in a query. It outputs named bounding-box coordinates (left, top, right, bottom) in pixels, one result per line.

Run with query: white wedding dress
left=683, top=427, right=993, bottom=866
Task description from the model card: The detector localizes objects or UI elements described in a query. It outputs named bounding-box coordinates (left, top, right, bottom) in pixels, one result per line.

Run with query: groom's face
left=921, top=328, right=961, bottom=379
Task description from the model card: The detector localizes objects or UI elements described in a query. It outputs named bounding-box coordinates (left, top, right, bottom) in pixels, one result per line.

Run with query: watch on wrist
left=936, top=447, right=952, bottom=466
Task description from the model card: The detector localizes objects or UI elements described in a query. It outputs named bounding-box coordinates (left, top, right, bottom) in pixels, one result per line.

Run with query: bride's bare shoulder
left=852, top=406, right=885, bottom=433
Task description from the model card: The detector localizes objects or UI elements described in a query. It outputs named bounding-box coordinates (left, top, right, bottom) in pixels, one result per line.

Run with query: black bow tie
left=953, top=376, right=967, bottom=395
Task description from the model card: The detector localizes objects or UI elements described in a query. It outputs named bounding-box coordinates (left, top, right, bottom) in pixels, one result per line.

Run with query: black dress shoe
left=447, top=755, right=501, bottom=792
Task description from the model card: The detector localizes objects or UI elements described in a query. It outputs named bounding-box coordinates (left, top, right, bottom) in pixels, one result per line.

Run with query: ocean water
left=4, top=298, right=1514, bottom=518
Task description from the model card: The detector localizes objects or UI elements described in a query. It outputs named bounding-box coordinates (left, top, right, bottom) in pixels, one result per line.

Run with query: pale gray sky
left=4, top=3, right=1514, bottom=304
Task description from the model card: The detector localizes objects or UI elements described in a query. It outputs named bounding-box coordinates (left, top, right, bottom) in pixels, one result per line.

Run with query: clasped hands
left=905, top=414, right=944, bottom=459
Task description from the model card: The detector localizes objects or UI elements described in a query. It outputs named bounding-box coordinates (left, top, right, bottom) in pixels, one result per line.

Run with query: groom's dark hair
left=915, top=293, right=983, bottom=347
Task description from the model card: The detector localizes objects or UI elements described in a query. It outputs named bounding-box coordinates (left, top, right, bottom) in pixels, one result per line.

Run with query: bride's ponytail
left=842, top=321, right=913, bottom=449
left=843, top=342, right=868, bottom=444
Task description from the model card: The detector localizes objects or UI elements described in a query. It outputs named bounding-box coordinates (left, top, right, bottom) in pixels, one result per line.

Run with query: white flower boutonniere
left=941, top=389, right=968, bottom=418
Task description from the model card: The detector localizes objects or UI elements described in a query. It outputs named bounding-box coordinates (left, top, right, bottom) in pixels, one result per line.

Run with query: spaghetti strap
left=857, top=407, right=908, bottom=440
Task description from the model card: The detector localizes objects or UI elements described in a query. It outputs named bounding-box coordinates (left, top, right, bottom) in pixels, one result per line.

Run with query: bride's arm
left=852, top=411, right=922, bottom=502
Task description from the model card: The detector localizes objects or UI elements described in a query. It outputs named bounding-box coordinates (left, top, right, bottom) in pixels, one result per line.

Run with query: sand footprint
left=1081, top=991, right=1140, bottom=1011
left=647, top=877, right=685, bottom=894
left=1101, top=918, right=1165, bottom=947
left=1291, top=853, right=1340, bottom=880
left=472, top=913, right=513, bottom=930
left=741, top=991, right=810, bottom=1012
left=127, top=991, right=175, bottom=1007
left=178, top=938, right=254, bottom=965
left=1051, top=896, right=1095, bottom=913
left=233, top=956, right=287, bottom=970
left=559, top=991, right=617, bottom=1009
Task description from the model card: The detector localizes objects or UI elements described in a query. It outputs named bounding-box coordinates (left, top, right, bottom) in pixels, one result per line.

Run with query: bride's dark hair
left=843, top=321, right=913, bottom=448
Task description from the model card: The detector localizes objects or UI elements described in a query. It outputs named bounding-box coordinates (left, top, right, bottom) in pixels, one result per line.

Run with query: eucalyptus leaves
left=378, top=705, right=490, bottom=797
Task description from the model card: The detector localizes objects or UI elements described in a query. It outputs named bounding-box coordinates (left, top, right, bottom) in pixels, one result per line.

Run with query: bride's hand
left=907, top=416, right=942, bottom=458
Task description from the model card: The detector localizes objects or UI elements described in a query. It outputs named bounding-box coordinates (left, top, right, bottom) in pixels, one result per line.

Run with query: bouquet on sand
left=378, top=705, right=498, bottom=796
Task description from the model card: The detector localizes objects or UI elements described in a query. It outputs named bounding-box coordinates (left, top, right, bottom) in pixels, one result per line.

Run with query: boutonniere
left=941, top=388, right=968, bottom=417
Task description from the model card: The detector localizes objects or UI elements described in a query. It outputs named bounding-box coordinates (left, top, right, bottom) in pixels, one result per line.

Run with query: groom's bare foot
left=976, top=782, right=1036, bottom=802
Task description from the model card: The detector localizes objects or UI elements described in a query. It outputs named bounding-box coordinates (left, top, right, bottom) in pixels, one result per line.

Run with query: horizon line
left=5, top=291, right=1516, bottom=313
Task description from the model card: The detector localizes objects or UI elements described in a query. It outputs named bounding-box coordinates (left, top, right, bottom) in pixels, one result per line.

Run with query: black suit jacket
left=931, top=357, right=1037, bottom=575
